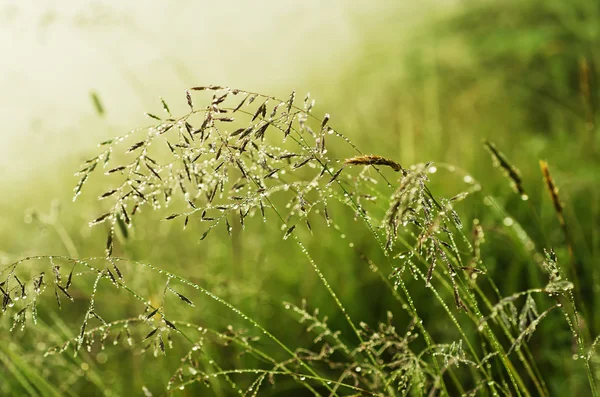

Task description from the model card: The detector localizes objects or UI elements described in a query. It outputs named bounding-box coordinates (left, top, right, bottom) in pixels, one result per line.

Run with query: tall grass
left=1, top=85, right=598, bottom=396
left=2, top=0, right=599, bottom=395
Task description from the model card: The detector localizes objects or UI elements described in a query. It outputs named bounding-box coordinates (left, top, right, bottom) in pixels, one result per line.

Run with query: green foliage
left=1, top=0, right=599, bottom=395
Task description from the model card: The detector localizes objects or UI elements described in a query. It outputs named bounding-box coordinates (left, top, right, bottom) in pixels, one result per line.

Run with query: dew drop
left=503, top=217, right=514, bottom=227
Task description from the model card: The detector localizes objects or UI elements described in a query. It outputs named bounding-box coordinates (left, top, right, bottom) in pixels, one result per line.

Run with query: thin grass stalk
left=284, top=125, right=452, bottom=395
left=6, top=255, right=333, bottom=396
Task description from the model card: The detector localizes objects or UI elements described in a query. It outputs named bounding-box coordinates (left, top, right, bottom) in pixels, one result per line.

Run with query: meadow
left=1, top=0, right=599, bottom=396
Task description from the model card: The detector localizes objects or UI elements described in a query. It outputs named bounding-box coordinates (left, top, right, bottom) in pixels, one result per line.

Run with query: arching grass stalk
left=3, top=256, right=333, bottom=396
left=273, top=109, right=452, bottom=395
left=113, top=257, right=335, bottom=396
left=203, top=113, right=396, bottom=393
left=319, top=173, right=498, bottom=394
left=45, top=315, right=324, bottom=396
left=260, top=192, right=396, bottom=396
left=170, top=369, right=379, bottom=396
left=416, top=164, right=550, bottom=395
left=482, top=146, right=597, bottom=396
left=222, top=93, right=448, bottom=394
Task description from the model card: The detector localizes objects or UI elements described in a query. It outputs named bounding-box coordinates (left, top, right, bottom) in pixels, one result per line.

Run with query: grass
left=1, top=0, right=599, bottom=395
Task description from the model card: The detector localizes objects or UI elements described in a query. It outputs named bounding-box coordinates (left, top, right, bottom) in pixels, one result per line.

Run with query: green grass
left=1, top=0, right=599, bottom=395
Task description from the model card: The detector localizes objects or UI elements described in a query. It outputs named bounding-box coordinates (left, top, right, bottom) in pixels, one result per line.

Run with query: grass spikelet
left=169, top=288, right=195, bottom=307
left=185, top=89, right=193, bottom=110
left=539, top=160, right=578, bottom=286
left=145, top=113, right=162, bottom=121
left=344, top=155, right=403, bottom=172
left=539, top=160, right=564, bottom=226
left=484, top=140, right=526, bottom=198
left=146, top=307, right=159, bottom=319
left=90, top=92, right=104, bottom=116
left=327, top=166, right=345, bottom=185
left=283, top=225, right=296, bottom=240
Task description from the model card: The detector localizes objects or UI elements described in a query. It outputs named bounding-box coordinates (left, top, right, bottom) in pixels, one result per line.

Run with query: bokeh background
left=1, top=0, right=599, bottom=395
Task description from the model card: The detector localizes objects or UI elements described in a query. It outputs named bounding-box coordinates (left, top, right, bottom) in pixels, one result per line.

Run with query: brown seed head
left=344, top=155, right=403, bottom=172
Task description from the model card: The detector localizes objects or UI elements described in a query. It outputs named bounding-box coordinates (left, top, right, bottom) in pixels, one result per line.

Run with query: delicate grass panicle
left=483, top=141, right=528, bottom=200
left=1, top=87, right=598, bottom=396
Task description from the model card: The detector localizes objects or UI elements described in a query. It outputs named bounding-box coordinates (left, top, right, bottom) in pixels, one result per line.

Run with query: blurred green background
left=1, top=0, right=599, bottom=395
